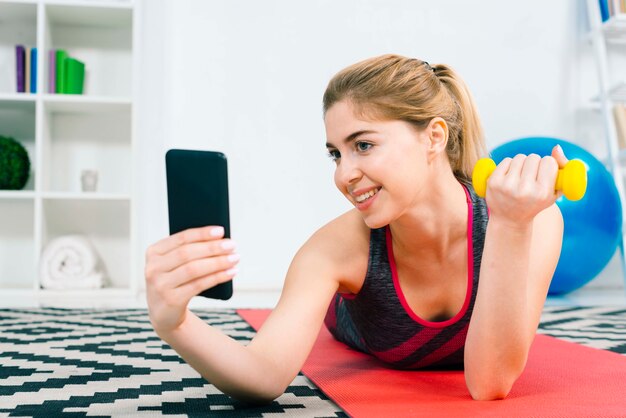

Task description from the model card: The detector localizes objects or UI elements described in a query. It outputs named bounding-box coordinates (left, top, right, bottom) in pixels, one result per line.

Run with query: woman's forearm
left=159, top=310, right=286, bottom=404
left=464, top=216, right=534, bottom=399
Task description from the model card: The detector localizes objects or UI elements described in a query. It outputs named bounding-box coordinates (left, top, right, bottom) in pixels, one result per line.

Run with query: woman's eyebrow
left=325, top=130, right=377, bottom=148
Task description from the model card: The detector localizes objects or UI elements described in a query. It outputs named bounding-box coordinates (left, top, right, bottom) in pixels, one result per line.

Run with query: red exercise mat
left=238, top=309, right=626, bottom=418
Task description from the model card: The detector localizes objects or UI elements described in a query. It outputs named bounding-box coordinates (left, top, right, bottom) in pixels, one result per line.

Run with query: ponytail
left=432, top=64, right=486, bottom=180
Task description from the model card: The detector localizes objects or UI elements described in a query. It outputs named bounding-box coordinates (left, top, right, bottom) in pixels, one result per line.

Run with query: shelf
left=0, top=94, right=35, bottom=109
left=588, top=0, right=626, bottom=290
left=0, top=1, right=37, bottom=6
left=42, top=192, right=130, bottom=234
left=0, top=2, right=37, bottom=94
left=608, top=82, right=626, bottom=102
left=0, top=199, right=35, bottom=289
left=38, top=288, right=134, bottom=299
left=0, top=2, right=37, bottom=29
left=0, top=2, right=37, bottom=21
left=0, top=94, right=132, bottom=110
left=0, top=190, right=35, bottom=199
left=43, top=94, right=131, bottom=113
left=41, top=101, right=131, bottom=193
left=0, top=289, right=36, bottom=305
left=0, top=191, right=130, bottom=200
left=44, top=2, right=133, bottom=97
left=604, top=14, right=626, bottom=31
left=588, top=82, right=626, bottom=108
left=41, top=198, right=130, bottom=289
left=0, top=0, right=137, bottom=305
left=42, top=191, right=130, bottom=200
left=0, top=96, right=35, bottom=138
left=0, top=96, right=36, bottom=191
left=45, top=2, right=132, bottom=28
left=36, top=287, right=139, bottom=308
left=603, top=14, right=626, bottom=43
left=0, top=287, right=139, bottom=308
left=0, top=93, right=37, bottom=102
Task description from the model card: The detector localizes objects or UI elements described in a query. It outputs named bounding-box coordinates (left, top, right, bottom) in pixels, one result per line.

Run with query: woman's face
left=324, top=100, right=434, bottom=228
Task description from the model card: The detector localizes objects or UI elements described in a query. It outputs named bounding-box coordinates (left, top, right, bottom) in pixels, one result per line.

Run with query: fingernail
left=226, top=267, right=239, bottom=276
left=557, top=144, right=564, bottom=155
left=210, top=226, right=225, bottom=237
left=227, top=253, right=240, bottom=262
left=221, top=240, right=236, bottom=250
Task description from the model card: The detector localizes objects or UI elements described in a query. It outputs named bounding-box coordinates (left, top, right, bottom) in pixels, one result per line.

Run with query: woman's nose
left=335, top=157, right=362, bottom=186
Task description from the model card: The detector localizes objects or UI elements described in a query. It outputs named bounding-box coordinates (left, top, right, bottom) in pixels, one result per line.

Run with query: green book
left=55, top=50, right=67, bottom=94
left=65, top=57, right=85, bottom=95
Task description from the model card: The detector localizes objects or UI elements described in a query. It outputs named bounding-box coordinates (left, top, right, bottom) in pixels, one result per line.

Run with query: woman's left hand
left=485, top=145, right=568, bottom=226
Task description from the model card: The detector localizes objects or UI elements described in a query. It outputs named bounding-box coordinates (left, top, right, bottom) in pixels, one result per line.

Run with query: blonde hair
left=322, top=54, right=486, bottom=181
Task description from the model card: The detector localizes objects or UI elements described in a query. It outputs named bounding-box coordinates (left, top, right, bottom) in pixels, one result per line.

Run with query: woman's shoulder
left=294, top=209, right=371, bottom=290
left=305, top=209, right=370, bottom=258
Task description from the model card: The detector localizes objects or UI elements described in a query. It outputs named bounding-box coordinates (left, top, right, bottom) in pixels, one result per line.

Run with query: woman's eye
left=356, top=141, right=372, bottom=152
left=327, top=149, right=340, bottom=160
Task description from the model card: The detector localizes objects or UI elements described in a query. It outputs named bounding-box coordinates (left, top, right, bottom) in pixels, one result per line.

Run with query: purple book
left=16, top=45, right=25, bottom=93
left=49, top=49, right=56, bottom=93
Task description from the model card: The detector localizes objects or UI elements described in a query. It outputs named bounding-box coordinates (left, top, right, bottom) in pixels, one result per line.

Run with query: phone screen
left=165, top=149, right=233, bottom=300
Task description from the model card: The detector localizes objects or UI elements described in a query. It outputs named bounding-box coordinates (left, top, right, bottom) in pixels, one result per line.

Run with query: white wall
left=137, top=0, right=599, bottom=296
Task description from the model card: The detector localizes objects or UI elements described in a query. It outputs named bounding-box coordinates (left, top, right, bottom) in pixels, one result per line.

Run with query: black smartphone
left=165, top=149, right=233, bottom=300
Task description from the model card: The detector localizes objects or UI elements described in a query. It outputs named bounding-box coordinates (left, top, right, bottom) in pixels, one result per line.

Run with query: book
left=15, top=45, right=25, bottom=93
left=25, top=47, right=30, bottom=94
left=30, top=47, right=37, bottom=93
left=614, top=104, right=626, bottom=149
left=55, top=50, right=68, bottom=94
left=600, top=0, right=610, bottom=21
left=48, top=49, right=56, bottom=94
left=65, top=58, right=85, bottom=94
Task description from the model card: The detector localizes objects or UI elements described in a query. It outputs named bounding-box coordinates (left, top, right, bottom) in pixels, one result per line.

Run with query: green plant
left=0, top=135, right=30, bottom=190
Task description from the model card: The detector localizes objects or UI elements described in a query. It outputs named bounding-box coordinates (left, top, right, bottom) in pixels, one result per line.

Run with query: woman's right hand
left=144, top=226, right=239, bottom=336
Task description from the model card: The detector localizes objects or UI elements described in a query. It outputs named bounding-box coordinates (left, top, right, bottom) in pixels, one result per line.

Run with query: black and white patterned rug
left=0, top=308, right=345, bottom=417
left=538, top=305, right=626, bottom=354
left=0, top=305, right=624, bottom=417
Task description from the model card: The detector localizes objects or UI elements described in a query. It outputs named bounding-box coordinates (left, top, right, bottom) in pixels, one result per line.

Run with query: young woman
left=144, top=54, right=565, bottom=403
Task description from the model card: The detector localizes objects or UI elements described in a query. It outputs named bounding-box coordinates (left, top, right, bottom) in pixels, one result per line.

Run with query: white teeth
left=355, top=188, right=379, bottom=203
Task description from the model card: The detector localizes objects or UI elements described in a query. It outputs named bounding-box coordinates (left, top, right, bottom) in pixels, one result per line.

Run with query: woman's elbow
left=226, top=383, right=287, bottom=405
left=235, top=392, right=281, bottom=406
left=468, top=383, right=512, bottom=401
left=465, top=352, right=528, bottom=401
left=466, top=369, right=522, bottom=401
left=212, top=371, right=291, bottom=405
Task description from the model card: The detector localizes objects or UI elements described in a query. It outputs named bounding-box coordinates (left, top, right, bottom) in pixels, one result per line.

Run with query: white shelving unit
left=0, top=0, right=138, bottom=305
left=586, top=0, right=626, bottom=289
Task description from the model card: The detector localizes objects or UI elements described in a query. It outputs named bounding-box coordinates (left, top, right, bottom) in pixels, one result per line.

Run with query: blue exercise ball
left=489, top=137, right=622, bottom=295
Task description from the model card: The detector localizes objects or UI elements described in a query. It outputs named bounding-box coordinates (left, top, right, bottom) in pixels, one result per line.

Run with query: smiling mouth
left=355, top=188, right=381, bottom=203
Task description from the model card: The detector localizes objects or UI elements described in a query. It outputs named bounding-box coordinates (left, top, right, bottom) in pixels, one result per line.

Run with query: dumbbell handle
left=472, top=158, right=587, bottom=201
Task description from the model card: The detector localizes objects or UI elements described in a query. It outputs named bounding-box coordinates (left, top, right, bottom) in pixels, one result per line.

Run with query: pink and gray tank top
left=324, top=181, right=488, bottom=370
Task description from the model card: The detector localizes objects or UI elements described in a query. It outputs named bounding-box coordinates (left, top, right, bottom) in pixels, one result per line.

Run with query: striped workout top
left=324, top=181, right=488, bottom=370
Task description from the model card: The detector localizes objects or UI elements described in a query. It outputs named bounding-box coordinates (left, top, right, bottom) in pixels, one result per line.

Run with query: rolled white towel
left=39, top=235, right=107, bottom=290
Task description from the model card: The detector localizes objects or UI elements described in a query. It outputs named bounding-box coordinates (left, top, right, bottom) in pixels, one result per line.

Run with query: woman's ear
left=426, top=117, right=449, bottom=157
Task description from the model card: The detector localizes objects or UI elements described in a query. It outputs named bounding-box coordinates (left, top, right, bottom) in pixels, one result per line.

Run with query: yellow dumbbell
left=472, top=157, right=588, bottom=201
